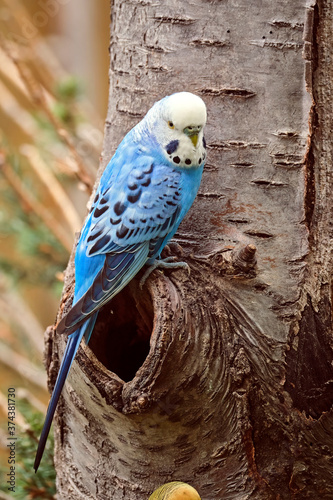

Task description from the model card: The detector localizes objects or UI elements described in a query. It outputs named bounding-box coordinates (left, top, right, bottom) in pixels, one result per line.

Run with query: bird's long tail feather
left=34, top=313, right=97, bottom=472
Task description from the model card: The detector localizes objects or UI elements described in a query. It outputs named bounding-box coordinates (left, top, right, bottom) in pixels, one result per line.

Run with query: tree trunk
left=46, top=1, right=333, bottom=498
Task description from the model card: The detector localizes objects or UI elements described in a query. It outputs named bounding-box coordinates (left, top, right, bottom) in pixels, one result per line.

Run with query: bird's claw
left=139, top=257, right=190, bottom=289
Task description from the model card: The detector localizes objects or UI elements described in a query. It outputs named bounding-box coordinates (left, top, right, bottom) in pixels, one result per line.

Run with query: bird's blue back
left=34, top=92, right=206, bottom=472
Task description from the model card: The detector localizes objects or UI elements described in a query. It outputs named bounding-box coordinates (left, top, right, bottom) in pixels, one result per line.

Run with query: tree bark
left=45, top=0, right=333, bottom=498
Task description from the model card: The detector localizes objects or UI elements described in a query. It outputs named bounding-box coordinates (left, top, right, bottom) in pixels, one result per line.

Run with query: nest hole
left=88, top=279, right=154, bottom=382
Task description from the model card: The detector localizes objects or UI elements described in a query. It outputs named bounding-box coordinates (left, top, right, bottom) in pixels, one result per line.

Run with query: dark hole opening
left=88, top=279, right=154, bottom=382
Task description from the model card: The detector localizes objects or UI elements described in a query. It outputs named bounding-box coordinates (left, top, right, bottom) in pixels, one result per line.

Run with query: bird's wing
left=85, top=160, right=182, bottom=255
left=57, top=159, right=182, bottom=336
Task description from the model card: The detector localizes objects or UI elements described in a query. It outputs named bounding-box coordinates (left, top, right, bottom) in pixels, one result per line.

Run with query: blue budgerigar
left=34, top=92, right=207, bottom=471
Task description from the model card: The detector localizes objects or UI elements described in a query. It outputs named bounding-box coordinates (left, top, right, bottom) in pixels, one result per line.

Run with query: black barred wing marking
left=85, top=162, right=182, bottom=257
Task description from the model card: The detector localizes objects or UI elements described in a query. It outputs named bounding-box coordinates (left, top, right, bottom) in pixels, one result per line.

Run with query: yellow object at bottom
left=149, top=481, right=201, bottom=500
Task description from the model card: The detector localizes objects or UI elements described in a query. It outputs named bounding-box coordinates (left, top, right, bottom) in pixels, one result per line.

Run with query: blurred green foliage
left=52, top=77, right=83, bottom=127
left=0, top=154, right=68, bottom=296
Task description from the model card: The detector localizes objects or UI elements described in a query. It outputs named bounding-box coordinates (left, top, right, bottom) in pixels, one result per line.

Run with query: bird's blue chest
left=177, top=165, right=203, bottom=217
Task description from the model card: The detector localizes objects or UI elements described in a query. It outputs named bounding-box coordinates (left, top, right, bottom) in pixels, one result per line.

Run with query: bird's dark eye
left=168, top=121, right=175, bottom=129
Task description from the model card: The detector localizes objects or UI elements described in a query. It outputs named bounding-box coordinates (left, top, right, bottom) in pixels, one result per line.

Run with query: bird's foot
left=139, top=256, right=190, bottom=289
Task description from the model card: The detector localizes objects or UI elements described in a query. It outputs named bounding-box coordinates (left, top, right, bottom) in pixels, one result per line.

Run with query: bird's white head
left=163, top=92, right=207, bottom=137
left=142, top=92, right=207, bottom=168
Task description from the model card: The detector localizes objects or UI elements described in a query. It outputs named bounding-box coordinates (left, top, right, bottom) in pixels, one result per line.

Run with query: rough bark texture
left=45, top=1, right=333, bottom=498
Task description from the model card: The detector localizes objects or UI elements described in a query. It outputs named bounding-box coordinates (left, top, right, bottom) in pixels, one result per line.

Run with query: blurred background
left=0, top=1, right=110, bottom=496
